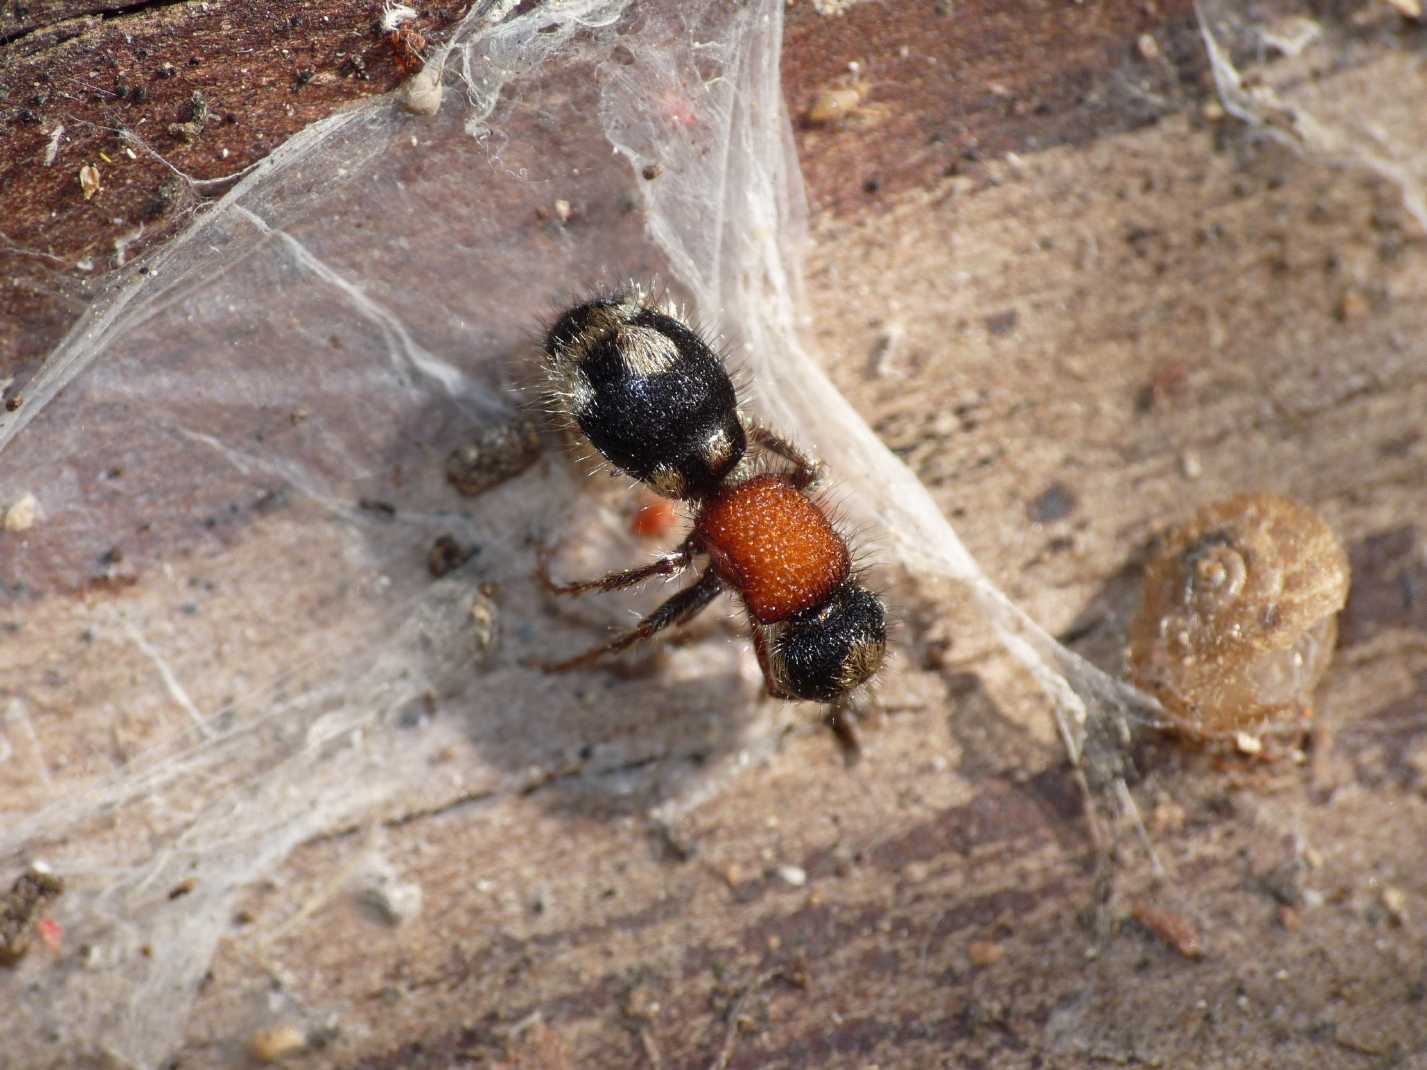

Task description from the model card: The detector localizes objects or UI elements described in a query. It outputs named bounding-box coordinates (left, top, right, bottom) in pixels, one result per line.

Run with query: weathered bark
left=4, top=2, right=1426, bottom=1068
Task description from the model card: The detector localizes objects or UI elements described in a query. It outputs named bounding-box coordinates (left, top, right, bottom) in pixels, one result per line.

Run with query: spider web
left=5, top=0, right=1408, bottom=1064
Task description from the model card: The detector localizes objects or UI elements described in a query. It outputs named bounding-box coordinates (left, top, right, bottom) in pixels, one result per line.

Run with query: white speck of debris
left=553, top=198, right=572, bottom=223
left=4, top=493, right=39, bottom=533
left=867, top=322, right=905, bottom=378
left=75, top=257, right=93, bottom=272
left=381, top=1, right=419, bottom=32
left=1259, top=15, right=1324, bottom=56
left=220, top=147, right=230, bottom=159
left=113, top=223, right=144, bottom=268
left=777, top=865, right=807, bottom=888
left=1179, top=451, right=1203, bottom=479
left=43, top=125, right=64, bottom=166
left=1234, top=731, right=1263, bottom=755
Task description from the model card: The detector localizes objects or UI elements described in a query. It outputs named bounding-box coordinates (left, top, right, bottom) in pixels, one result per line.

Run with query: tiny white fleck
left=380, top=1, right=419, bottom=32
left=3, top=493, right=39, bottom=533
left=1234, top=731, right=1263, bottom=755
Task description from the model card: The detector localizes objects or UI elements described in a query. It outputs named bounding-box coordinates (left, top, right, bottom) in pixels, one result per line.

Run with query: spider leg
left=744, top=419, right=824, bottom=490
left=535, top=566, right=724, bottom=673
left=537, top=536, right=697, bottom=596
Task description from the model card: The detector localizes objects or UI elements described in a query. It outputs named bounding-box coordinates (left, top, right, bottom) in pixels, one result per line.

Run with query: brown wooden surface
left=0, top=0, right=465, bottom=385
left=5, top=2, right=1427, bottom=1068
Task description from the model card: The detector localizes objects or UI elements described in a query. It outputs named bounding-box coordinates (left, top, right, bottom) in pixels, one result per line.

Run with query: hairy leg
left=535, top=567, right=724, bottom=673
left=744, top=420, right=824, bottom=490
left=537, top=537, right=696, bottom=596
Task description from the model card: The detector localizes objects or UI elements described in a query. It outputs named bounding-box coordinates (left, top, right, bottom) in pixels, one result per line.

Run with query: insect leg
left=535, top=567, right=724, bottom=673
left=744, top=420, right=824, bottom=490
left=537, top=536, right=696, bottom=596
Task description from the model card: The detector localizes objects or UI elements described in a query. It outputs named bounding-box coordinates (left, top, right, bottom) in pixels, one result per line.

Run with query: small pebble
left=446, top=417, right=541, bottom=497
left=3, top=492, right=38, bottom=532
left=968, top=940, right=1004, bottom=967
left=78, top=164, right=101, bottom=200
left=1382, top=885, right=1408, bottom=925
left=1234, top=731, right=1263, bottom=755
left=776, top=865, right=807, bottom=888
left=469, top=590, right=498, bottom=654
left=362, top=878, right=423, bottom=926
left=249, top=1024, right=306, bottom=1063
left=806, top=86, right=862, bottom=125
left=1129, top=901, right=1204, bottom=959
left=1337, top=288, right=1370, bottom=322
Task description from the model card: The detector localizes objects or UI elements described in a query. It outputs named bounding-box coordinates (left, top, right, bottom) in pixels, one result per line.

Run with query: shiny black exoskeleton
left=545, top=295, right=746, bottom=500
left=538, top=288, right=886, bottom=756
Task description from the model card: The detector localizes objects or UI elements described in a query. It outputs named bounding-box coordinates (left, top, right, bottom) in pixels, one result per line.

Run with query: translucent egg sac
left=1128, top=493, right=1350, bottom=741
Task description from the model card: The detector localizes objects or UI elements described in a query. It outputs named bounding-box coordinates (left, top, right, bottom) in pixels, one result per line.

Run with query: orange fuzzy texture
left=695, top=474, right=849, bottom=624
